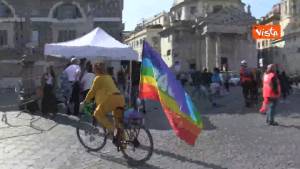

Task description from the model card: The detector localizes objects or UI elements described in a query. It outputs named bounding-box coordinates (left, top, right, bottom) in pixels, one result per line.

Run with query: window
left=53, top=3, right=82, bottom=20
left=174, top=31, right=180, bottom=42
left=190, top=64, right=196, bottom=69
left=31, top=9, right=39, bottom=16
left=152, top=37, right=159, bottom=45
left=213, top=5, right=223, bottom=13
left=167, top=35, right=171, bottom=42
left=190, top=6, right=197, bottom=15
left=0, top=30, right=7, bottom=46
left=176, top=10, right=182, bottom=20
left=167, top=50, right=171, bottom=56
left=285, top=1, right=288, bottom=14
left=140, top=39, right=143, bottom=45
left=31, top=30, right=39, bottom=45
left=58, top=30, right=76, bottom=42
left=297, top=47, right=300, bottom=53
left=257, top=42, right=261, bottom=49
left=293, top=4, right=297, bottom=14
left=0, top=2, right=12, bottom=17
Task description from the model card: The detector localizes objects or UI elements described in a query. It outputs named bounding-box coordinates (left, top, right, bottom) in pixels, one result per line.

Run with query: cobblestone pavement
left=0, top=87, right=300, bottom=169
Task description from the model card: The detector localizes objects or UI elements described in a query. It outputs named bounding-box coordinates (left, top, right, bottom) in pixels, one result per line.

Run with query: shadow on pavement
left=89, top=147, right=227, bottom=169
left=152, top=148, right=228, bottom=169
left=51, top=113, right=79, bottom=128
left=0, top=128, right=42, bottom=141
left=88, top=152, right=164, bottom=169
left=202, top=116, right=217, bottom=130
left=144, top=109, right=216, bottom=131
left=279, top=124, right=300, bottom=130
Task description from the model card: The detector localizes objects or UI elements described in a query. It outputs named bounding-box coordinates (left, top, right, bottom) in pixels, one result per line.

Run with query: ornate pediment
left=202, top=7, right=256, bottom=26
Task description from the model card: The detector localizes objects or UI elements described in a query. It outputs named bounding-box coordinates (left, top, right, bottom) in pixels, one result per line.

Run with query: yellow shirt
left=85, top=75, right=120, bottom=105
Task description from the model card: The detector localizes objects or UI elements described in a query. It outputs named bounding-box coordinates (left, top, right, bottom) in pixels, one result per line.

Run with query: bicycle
left=76, top=103, right=154, bottom=164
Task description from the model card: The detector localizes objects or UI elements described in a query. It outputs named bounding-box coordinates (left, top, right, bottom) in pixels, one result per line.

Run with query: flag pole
left=128, top=60, right=132, bottom=107
left=140, top=41, right=147, bottom=114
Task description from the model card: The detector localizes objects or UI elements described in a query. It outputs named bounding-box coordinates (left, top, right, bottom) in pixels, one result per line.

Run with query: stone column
left=215, top=34, right=221, bottom=68
left=205, top=34, right=211, bottom=70
left=195, top=34, right=202, bottom=71
left=233, top=34, right=239, bottom=71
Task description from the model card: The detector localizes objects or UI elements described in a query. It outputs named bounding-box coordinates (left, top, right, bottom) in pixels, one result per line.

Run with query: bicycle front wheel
left=76, top=115, right=107, bottom=151
left=121, top=126, right=154, bottom=163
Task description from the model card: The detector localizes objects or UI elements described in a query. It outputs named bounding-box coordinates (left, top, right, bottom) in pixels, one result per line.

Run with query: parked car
left=290, top=74, right=300, bottom=86
left=229, top=74, right=240, bottom=86
left=220, top=71, right=240, bottom=86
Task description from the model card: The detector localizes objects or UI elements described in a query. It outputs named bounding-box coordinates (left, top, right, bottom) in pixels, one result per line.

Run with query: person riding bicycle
left=83, top=62, right=125, bottom=139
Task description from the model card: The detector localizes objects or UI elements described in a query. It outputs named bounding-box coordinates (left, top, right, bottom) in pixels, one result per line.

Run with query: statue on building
left=247, top=5, right=252, bottom=15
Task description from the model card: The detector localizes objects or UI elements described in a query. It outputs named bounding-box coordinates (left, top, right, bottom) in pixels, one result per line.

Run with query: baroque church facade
left=160, top=0, right=257, bottom=72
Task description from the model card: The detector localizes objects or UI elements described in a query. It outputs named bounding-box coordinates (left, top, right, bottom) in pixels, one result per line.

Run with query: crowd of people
left=39, top=57, right=295, bottom=128
left=174, top=60, right=294, bottom=126
left=40, top=58, right=132, bottom=118
left=177, top=65, right=235, bottom=108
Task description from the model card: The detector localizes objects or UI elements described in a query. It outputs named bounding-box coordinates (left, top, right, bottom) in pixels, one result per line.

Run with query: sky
left=123, top=0, right=280, bottom=31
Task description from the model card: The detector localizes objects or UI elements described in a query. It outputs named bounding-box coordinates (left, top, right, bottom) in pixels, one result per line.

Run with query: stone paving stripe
left=0, top=126, right=42, bottom=140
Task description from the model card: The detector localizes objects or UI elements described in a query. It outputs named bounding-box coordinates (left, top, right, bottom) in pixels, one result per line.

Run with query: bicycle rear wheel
left=76, top=115, right=107, bottom=151
left=121, top=126, right=153, bottom=163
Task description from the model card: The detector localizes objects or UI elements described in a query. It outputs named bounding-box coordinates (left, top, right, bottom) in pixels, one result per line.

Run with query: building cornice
left=0, top=17, right=122, bottom=23
left=272, top=31, right=300, bottom=44
left=125, top=27, right=163, bottom=42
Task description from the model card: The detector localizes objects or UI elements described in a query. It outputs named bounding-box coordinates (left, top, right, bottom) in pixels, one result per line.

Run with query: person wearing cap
left=240, top=60, right=255, bottom=107
left=262, top=64, right=281, bottom=125
left=63, top=57, right=81, bottom=115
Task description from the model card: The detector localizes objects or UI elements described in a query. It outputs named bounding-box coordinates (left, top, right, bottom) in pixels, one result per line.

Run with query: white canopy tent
left=44, top=27, right=139, bottom=105
left=44, top=27, right=139, bottom=61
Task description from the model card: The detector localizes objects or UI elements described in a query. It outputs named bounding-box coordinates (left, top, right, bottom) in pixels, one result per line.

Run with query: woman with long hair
left=41, top=65, right=57, bottom=117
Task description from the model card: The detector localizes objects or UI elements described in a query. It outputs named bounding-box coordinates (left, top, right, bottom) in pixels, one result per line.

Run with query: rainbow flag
left=139, top=42, right=203, bottom=145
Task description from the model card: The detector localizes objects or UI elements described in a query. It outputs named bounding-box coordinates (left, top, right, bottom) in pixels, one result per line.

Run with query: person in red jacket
left=240, top=60, right=255, bottom=107
left=262, top=64, right=281, bottom=126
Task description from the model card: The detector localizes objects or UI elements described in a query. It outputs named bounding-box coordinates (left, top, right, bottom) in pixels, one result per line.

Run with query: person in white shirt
left=64, top=58, right=81, bottom=82
left=63, top=58, right=81, bottom=116
left=80, top=62, right=95, bottom=99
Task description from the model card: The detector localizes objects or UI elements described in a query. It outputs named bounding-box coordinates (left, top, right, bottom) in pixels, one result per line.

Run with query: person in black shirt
left=131, top=61, right=143, bottom=110
left=191, top=69, right=202, bottom=97
left=200, top=68, right=217, bottom=107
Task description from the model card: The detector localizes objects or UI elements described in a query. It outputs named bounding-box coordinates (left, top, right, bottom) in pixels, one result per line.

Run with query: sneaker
left=280, top=100, right=285, bottom=103
left=270, top=121, right=279, bottom=126
left=112, top=136, right=118, bottom=146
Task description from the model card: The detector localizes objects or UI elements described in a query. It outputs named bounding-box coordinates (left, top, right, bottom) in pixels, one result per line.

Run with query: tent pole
left=128, top=61, right=132, bottom=107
